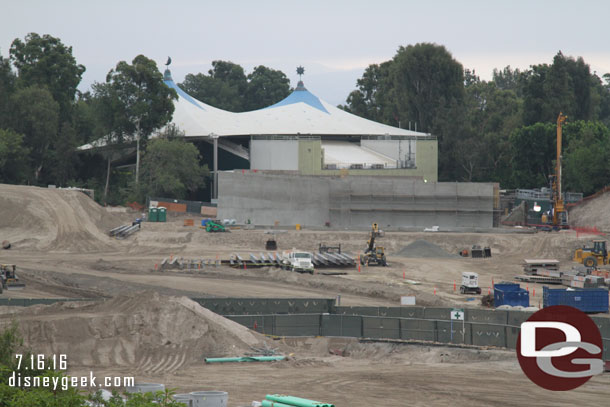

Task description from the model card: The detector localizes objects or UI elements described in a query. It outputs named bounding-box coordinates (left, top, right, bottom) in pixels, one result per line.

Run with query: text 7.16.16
left=15, top=354, right=67, bottom=370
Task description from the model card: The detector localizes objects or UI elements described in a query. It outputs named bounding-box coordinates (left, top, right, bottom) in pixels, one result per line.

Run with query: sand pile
left=0, top=291, right=265, bottom=373
left=569, top=192, right=610, bottom=230
left=0, top=184, right=127, bottom=251
left=395, top=239, right=457, bottom=258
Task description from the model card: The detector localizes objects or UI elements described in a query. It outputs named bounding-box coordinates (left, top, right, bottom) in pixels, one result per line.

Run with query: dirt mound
left=569, top=192, right=610, bottom=230
left=0, top=291, right=266, bottom=373
left=395, top=239, right=458, bottom=258
left=0, top=184, right=128, bottom=251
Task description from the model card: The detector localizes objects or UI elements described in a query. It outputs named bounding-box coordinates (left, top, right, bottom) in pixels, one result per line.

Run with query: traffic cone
left=453, top=280, right=456, bottom=292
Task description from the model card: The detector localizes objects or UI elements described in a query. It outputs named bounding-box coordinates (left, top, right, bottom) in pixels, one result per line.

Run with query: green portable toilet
left=149, top=207, right=159, bottom=222
left=158, top=207, right=167, bottom=222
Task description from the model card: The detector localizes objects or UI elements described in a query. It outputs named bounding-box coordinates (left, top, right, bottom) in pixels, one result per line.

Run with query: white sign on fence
left=451, top=308, right=464, bottom=320
left=400, top=296, right=416, bottom=306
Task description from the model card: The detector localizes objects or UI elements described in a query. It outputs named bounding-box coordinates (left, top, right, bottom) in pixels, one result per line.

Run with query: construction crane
left=547, top=112, right=568, bottom=228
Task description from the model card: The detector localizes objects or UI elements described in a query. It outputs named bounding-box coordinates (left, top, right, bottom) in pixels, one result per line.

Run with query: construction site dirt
left=1, top=184, right=609, bottom=406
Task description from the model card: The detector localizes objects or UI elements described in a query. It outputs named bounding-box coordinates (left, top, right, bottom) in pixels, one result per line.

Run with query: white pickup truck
left=281, top=251, right=314, bottom=274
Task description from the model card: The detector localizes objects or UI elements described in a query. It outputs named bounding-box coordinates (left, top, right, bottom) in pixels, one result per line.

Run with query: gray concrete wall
left=218, top=172, right=494, bottom=228
left=218, top=171, right=330, bottom=225
left=250, top=139, right=299, bottom=170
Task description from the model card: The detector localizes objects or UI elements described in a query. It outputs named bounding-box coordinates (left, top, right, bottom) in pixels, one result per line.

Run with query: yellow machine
left=573, top=240, right=608, bottom=267
left=0, top=264, right=25, bottom=292
left=545, top=113, right=568, bottom=229
left=360, top=223, right=388, bottom=266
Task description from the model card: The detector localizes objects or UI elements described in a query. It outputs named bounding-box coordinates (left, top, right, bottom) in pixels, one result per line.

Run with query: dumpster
left=148, top=207, right=159, bottom=222
left=158, top=207, right=167, bottom=222
left=494, top=283, right=529, bottom=307
left=543, top=286, right=609, bottom=313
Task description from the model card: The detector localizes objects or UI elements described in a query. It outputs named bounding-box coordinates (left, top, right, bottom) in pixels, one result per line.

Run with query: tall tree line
left=341, top=43, right=610, bottom=195
left=0, top=33, right=290, bottom=204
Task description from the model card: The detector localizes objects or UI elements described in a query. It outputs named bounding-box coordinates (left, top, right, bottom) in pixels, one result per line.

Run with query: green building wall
left=298, top=138, right=438, bottom=182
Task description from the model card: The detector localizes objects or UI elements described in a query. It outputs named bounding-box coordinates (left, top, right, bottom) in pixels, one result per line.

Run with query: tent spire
left=296, top=66, right=306, bottom=91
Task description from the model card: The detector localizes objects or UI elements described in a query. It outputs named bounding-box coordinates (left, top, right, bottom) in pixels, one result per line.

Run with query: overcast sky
left=2, top=0, right=609, bottom=106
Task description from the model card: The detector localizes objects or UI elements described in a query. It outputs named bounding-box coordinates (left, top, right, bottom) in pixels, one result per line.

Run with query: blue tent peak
left=265, top=80, right=329, bottom=114
left=163, top=69, right=205, bottom=111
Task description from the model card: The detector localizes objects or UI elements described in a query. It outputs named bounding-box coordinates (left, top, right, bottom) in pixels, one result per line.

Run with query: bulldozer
left=573, top=240, right=608, bottom=268
left=0, top=264, right=25, bottom=292
left=360, top=223, right=388, bottom=266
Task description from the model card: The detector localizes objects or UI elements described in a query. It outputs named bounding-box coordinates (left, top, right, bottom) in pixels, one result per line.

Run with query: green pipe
left=265, top=394, right=335, bottom=407
left=204, top=356, right=285, bottom=363
left=261, top=401, right=294, bottom=407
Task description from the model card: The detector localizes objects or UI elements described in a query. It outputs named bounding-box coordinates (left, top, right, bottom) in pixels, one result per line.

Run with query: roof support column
left=212, top=134, right=218, bottom=201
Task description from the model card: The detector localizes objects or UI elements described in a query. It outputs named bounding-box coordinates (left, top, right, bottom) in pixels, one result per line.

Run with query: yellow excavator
left=360, top=223, right=388, bottom=266
left=573, top=240, right=609, bottom=268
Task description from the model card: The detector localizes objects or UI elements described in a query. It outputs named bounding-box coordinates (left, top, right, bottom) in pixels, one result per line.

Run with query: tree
left=10, top=86, right=59, bottom=182
left=563, top=121, right=610, bottom=195
left=244, top=65, right=290, bottom=110
left=10, top=33, right=85, bottom=122
left=391, top=43, right=465, bottom=133
left=341, top=61, right=398, bottom=126
left=459, top=81, right=523, bottom=183
left=104, top=55, right=177, bottom=185
left=180, top=60, right=247, bottom=111
left=492, top=66, right=525, bottom=95
left=50, top=122, right=79, bottom=185
left=521, top=52, right=606, bottom=125
left=508, top=122, right=556, bottom=188
left=0, top=129, right=30, bottom=183
left=0, top=50, right=16, bottom=128
left=140, top=138, right=209, bottom=200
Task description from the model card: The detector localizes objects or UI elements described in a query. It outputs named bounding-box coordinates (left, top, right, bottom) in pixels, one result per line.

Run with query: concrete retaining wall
left=218, top=171, right=494, bottom=228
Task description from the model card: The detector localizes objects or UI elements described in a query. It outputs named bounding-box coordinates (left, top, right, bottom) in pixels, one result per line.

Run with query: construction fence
left=1, top=297, right=608, bottom=358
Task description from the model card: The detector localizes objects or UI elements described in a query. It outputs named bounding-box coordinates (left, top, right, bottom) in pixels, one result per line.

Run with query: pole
left=212, top=134, right=218, bottom=200
left=135, top=120, right=141, bottom=185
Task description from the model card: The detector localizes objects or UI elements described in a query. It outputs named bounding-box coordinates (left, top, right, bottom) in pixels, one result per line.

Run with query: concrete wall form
left=218, top=172, right=494, bottom=228
left=251, top=139, right=299, bottom=170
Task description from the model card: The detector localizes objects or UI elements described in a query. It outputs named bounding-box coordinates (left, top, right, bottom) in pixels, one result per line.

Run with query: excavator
left=360, top=223, right=388, bottom=266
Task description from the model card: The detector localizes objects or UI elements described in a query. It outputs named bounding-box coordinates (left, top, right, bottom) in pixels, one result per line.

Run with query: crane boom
left=552, top=112, right=567, bottom=226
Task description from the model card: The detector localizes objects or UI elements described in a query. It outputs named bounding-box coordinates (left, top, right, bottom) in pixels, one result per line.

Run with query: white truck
left=281, top=251, right=314, bottom=274
left=460, top=272, right=481, bottom=294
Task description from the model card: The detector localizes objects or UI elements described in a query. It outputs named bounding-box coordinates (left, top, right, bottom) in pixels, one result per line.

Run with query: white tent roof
left=79, top=69, right=431, bottom=151
left=164, top=70, right=429, bottom=138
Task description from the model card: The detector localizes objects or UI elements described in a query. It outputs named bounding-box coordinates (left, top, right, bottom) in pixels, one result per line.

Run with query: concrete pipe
left=190, top=390, right=229, bottom=407
left=125, top=383, right=165, bottom=394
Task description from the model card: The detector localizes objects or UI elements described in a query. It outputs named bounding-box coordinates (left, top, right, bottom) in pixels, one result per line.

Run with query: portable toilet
left=158, top=207, right=167, bottom=222
left=149, top=207, right=159, bottom=222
